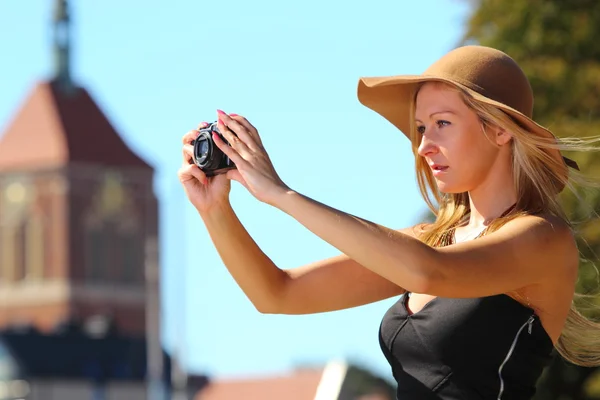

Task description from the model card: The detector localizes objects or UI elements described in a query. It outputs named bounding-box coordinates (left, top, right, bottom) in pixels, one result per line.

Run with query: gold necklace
left=436, top=204, right=517, bottom=247
left=453, top=226, right=488, bottom=243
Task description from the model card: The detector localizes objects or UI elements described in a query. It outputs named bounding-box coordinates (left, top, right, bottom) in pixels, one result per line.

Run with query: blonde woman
left=178, top=45, right=600, bottom=399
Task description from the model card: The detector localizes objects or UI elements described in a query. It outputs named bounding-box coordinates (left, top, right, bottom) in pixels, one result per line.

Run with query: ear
left=494, top=126, right=513, bottom=146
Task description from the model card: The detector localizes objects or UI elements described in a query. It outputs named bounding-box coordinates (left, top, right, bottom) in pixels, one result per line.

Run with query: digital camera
left=191, top=121, right=236, bottom=177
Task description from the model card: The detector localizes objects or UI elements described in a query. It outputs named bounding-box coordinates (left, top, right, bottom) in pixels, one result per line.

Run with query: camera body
left=191, top=121, right=236, bottom=177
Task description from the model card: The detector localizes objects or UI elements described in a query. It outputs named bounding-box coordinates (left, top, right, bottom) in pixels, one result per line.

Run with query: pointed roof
left=195, top=367, right=327, bottom=400
left=193, top=361, right=396, bottom=400
left=0, top=79, right=152, bottom=172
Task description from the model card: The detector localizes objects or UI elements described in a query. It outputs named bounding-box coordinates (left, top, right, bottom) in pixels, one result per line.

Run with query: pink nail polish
left=217, top=109, right=225, bottom=115
left=230, top=113, right=238, bottom=117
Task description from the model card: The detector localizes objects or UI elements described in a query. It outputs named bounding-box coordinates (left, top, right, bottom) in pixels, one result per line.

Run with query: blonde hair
left=410, top=81, right=600, bottom=367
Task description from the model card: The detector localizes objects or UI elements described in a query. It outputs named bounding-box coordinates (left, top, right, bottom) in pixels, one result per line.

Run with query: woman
left=178, top=45, right=600, bottom=399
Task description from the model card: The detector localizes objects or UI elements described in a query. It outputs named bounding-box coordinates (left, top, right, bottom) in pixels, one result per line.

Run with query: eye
left=437, top=120, right=451, bottom=128
left=416, top=125, right=425, bottom=134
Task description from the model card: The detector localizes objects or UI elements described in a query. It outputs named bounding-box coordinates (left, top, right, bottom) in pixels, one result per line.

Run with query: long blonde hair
left=410, top=81, right=600, bottom=367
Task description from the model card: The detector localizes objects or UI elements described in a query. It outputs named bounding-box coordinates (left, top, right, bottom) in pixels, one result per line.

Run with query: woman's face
left=415, top=82, right=510, bottom=193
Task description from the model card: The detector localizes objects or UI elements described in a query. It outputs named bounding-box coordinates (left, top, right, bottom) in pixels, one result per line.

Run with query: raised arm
left=201, top=201, right=418, bottom=314
left=275, top=226, right=420, bottom=314
left=209, top=112, right=578, bottom=301
left=200, top=201, right=288, bottom=313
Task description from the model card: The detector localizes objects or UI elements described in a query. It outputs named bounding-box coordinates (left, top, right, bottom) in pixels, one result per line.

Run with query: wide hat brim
left=357, top=74, right=580, bottom=174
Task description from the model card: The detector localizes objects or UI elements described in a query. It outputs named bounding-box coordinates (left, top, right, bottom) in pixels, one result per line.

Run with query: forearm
left=199, top=202, right=289, bottom=312
left=273, top=190, right=438, bottom=292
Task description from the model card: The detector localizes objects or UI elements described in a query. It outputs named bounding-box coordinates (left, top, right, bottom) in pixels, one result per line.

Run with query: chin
left=435, top=180, right=468, bottom=194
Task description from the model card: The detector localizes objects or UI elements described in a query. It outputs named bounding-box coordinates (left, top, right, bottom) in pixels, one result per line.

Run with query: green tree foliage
left=462, top=1, right=600, bottom=398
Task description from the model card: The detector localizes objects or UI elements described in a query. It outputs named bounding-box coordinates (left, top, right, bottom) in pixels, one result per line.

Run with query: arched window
left=0, top=181, right=45, bottom=283
left=0, top=204, right=25, bottom=282
left=25, top=212, right=45, bottom=281
left=13, top=222, right=26, bottom=281
left=83, top=174, right=143, bottom=285
left=0, top=222, right=16, bottom=281
left=121, top=230, right=142, bottom=283
left=85, top=224, right=107, bottom=282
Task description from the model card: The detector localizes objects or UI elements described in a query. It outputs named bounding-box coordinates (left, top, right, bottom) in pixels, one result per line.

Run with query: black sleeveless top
left=379, top=292, right=554, bottom=399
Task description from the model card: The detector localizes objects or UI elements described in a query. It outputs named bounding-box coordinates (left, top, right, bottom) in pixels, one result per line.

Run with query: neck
left=465, top=163, right=516, bottom=228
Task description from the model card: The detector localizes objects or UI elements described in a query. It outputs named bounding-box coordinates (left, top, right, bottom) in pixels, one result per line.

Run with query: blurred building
left=0, top=1, right=168, bottom=398
left=194, top=360, right=395, bottom=400
left=0, top=329, right=171, bottom=399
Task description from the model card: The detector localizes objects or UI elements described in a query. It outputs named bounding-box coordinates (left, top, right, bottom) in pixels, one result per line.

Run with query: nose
left=417, top=133, right=439, bottom=158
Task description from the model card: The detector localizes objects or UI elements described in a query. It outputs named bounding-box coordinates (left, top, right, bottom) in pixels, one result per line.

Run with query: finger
left=230, top=114, right=263, bottom=147
left=182, top=143, right=194, bottom=164
left=216, top=118, right=252, bottom=156
left=197, top=121, right=210, bottom=130
left=217, top=111, right=259, bottom=151
left=212, top=131, right=248, bottom=168
left=182, top=129, right=201, bottom=145
left=178, top=163, right=208, bottom=185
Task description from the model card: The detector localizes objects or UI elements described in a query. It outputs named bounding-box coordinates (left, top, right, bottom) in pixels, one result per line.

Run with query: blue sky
left=0, top=0, right=470, bottom=381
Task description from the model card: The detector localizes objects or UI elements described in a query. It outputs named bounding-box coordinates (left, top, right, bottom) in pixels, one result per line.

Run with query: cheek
left=437, top=133, right=497, bottom=191
left=457, top=138, right=498, bottom=180
left=443, top=132, right=480, bottom=170
left=471, top=133, right=500, bottom=167
left=452, top=125, right=496, bottom=162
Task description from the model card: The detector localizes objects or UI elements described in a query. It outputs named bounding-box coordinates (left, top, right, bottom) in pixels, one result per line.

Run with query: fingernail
left=230, top=113, right=238, bottom=117
left=218, top=118, right=224, bottom=126
left=217, top=109, right=225, bottom=115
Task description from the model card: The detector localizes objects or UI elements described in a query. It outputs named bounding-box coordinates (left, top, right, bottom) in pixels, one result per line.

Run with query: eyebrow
left=415, top=110, right=457, bottom=123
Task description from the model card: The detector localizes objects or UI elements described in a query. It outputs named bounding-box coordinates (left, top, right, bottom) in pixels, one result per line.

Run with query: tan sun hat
left=357, top=45, right=579, bottom=182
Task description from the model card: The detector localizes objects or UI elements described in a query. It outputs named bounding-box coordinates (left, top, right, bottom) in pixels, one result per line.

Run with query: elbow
left=252, top=282, right=288, bottom=315
left=255, top=303, right=281, bottom=314
left=256, top=281, right=296, bottom=315
left=251, top=271, right=290, bottom=314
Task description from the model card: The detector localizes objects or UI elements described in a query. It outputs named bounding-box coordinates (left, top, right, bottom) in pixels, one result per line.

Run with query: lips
left=430, top=164, right=449, bottom=172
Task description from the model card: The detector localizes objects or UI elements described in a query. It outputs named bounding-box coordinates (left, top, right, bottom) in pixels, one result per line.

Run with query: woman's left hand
left=213, top=110, right=290, bottom=206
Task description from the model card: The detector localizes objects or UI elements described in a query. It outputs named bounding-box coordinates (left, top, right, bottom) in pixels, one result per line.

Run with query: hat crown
left=425, top=46, right=534, bottom=118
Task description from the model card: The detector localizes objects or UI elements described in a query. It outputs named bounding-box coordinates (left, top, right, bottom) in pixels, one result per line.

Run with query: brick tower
left=0, top=0, right=158, bottom=339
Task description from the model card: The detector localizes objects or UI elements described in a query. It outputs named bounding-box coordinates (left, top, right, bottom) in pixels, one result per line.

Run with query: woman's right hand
left=178, top=122, right=232, bottom=214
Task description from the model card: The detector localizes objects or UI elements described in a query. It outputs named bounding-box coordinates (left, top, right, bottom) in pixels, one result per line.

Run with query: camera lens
left=193, top=132, right=211, bottom=166
left=199, top=140, right=209, bottom=158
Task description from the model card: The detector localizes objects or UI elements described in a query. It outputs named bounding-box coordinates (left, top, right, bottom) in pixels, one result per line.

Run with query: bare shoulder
left=504, top=212, right=570, bottom=233
left=502, top=213, right=575, bottom=247
left=500, top=212, right=579, bottom=280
